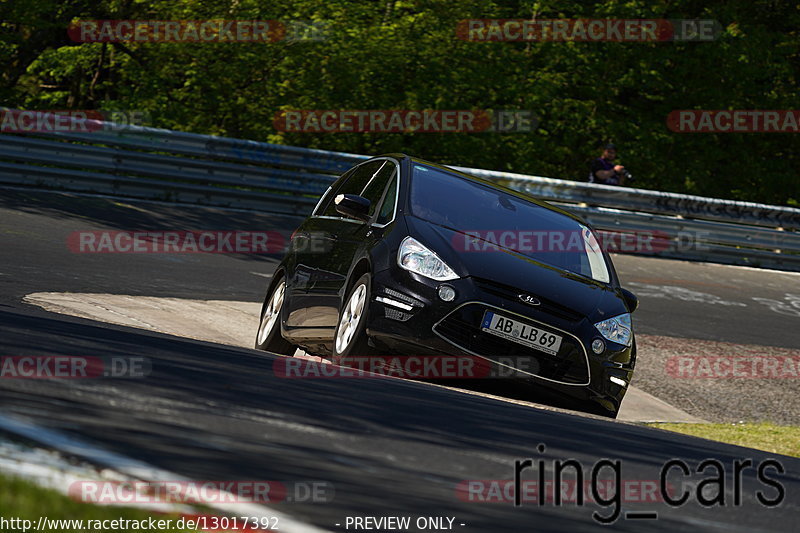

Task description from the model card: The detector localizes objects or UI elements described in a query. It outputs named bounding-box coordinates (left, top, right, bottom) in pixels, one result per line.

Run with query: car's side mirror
left=335, top=194, right=371, bottom=222
left=620, top=288, right=639, bottom=313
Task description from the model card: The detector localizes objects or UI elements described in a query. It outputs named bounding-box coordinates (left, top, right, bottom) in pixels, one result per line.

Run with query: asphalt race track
left=1, top=188, right=799, bottom=532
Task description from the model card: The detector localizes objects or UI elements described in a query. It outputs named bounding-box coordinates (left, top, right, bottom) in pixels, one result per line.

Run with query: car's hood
left=407, top=216, right=627, bottom=321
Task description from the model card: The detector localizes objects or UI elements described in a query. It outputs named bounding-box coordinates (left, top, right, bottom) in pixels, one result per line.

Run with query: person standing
left=589, top=143, right=627, bottom=185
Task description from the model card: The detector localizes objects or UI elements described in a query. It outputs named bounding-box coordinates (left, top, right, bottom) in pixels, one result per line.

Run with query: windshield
left=410, top=164, right=611, bottom=283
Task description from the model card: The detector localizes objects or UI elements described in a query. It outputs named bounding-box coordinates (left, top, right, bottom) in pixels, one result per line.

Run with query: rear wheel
left=333, top=273, right=372, bottom=360
left=255, top=279, right=295, bottom=355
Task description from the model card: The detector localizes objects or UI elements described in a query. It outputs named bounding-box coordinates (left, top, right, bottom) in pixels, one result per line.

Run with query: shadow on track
left=1, top=307, right=798, bottom=532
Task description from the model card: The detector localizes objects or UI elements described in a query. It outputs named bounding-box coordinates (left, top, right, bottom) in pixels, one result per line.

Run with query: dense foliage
left=2, top=0, right=798, bottom=205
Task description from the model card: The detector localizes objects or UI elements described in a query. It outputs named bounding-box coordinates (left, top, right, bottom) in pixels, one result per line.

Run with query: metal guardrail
left=1, top=114, right=799, bottom=271
left=460, top=167, right=800, bottom=229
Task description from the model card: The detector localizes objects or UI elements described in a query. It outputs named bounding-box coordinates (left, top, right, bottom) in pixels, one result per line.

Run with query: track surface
left=1, top=189, right=799, bottom=531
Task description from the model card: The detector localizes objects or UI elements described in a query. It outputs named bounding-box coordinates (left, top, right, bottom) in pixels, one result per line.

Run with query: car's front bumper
left=365, top=267, right=635, bottom=417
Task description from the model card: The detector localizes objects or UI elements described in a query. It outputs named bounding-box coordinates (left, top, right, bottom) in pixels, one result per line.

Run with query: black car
left=255, top=155, right=639, bottom=417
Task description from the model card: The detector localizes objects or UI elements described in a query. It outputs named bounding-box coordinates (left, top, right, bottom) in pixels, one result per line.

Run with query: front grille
left=473, top=278, right=583, bottom=323
left=433, top=303, right=590, bottom=385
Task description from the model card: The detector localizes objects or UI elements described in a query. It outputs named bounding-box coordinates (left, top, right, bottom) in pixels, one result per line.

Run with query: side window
left=375, top=175, right=398, bottom=225
left=360, top=161, right=397, bottom=217
left=315, top=167, right=355, bottom=216
left=320, top=160, right=383, bottom=217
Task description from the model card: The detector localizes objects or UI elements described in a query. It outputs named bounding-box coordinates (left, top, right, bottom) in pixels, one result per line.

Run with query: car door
left=283, top=168, right=354, bottom=327
left=306, top=159, right=398, bottom=330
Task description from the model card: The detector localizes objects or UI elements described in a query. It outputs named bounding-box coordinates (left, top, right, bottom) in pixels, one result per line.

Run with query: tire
left=255, top=278, right=295, bottom=355
left=332, top=272, right=372, bottom=360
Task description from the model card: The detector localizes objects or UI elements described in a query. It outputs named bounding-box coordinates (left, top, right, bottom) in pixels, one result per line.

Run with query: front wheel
left=255, top=279, right=295, bottom=355
left=333, top=273, right=372, bottom=359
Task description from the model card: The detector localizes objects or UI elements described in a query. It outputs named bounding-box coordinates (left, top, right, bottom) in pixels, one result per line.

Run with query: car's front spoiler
left=365, top=268, right=635, bottom=417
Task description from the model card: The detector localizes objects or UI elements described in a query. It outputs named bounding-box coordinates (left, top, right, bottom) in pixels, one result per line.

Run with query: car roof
left=370, top=154, right=586, bottom=224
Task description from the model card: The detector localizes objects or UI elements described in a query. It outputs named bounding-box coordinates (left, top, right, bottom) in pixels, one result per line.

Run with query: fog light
left=591, top=338, right=605, bottom=354
left=438, top=285, right=456, bottom=302
left=609, top=376, right=627, bottom=387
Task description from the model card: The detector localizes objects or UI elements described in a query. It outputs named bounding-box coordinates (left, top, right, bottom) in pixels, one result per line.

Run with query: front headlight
left=397, top=236, right=458, bottom=281
left=594, top=313, right=633, bottom=347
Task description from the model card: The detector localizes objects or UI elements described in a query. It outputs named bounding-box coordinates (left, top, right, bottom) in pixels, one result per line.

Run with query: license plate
left=481, top=311, right=563, bottom=356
